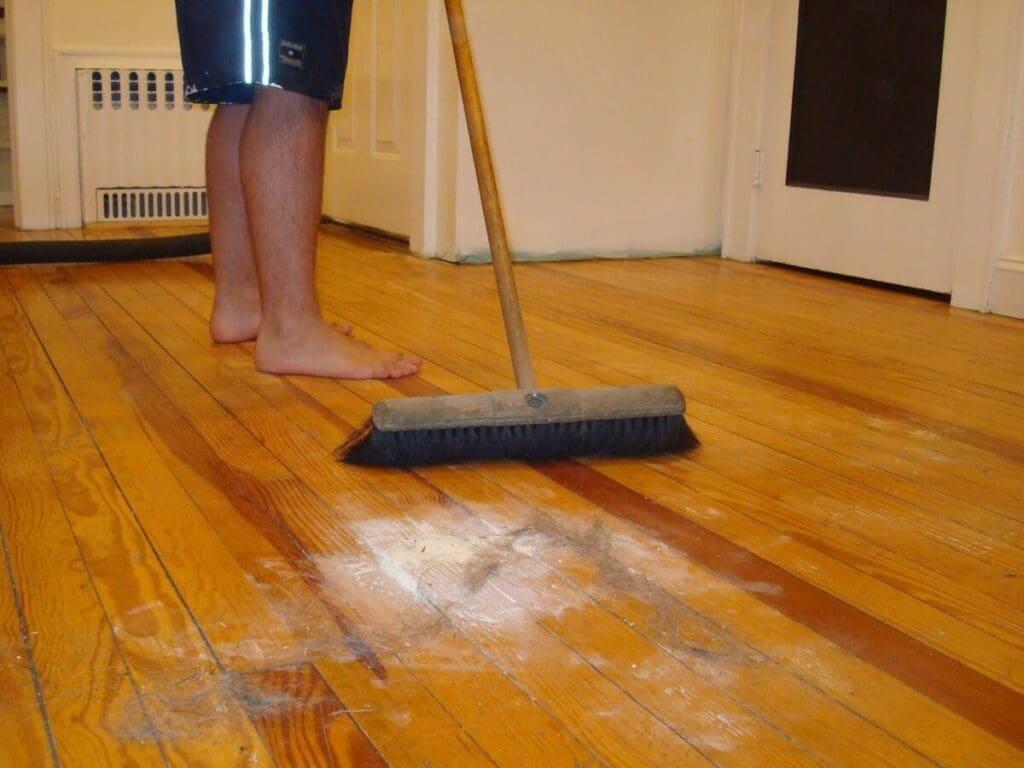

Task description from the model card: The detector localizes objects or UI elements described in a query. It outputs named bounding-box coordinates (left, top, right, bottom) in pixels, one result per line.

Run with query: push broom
left=336, top=0, right=698, bottom=467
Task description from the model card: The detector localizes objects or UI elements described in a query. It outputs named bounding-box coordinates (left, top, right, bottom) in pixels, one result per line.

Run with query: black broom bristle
left=336, top=414, right=699, bottom=468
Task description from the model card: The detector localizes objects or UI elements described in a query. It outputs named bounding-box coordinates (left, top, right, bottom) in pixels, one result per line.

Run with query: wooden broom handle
left=443, top=0, right=537, bottom=391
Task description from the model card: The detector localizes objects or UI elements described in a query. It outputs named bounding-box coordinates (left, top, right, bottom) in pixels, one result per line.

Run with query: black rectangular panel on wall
left=786, top=0, right=948, bottom=200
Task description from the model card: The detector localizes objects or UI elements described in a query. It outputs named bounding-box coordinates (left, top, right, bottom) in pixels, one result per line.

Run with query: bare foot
left=254, top=318, right=421, bottom=379
left=211, top=294, right=353, bottom=344
left=210, top=293, right=262, bottom=344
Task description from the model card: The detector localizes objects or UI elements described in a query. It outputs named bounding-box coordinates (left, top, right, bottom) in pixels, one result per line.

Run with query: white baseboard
left=992, top=253, right=1024, bottom=318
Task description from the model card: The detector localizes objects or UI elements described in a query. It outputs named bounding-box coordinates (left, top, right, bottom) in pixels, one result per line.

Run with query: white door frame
left=324, top=0, right=457, bottom=258
left=7, top=0, right=57, bottom=229
left=721, top=0, right=1023, bottom=311
left=409, top=0, right=458, bottom=259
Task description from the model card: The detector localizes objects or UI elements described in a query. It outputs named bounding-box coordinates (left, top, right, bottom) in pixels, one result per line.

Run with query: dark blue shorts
left=174, top=0, right=354, bottom=110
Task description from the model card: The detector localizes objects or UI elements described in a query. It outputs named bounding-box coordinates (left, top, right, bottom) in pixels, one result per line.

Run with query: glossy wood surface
left=0, top=225, right=1021, bottom=766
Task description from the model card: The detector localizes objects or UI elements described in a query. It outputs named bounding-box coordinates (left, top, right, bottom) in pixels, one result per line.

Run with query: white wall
left=15, top=0, right=738, bottom=260
left=445, top=0, right=737, bottom=260
left=50, top=1, right=179, bottom=51
left=9, top=0, right=180, bottom=228
left=7, top=0, right=50, bottom=228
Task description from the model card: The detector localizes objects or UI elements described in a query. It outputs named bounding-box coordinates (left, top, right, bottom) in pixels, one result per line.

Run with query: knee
left=252, top=86, right=328, bottom=124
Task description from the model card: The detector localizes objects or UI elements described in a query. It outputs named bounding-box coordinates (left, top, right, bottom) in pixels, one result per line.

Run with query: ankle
left=258, top=310, right=323, bottom=344
left=213, top=284, right=261, bottom=309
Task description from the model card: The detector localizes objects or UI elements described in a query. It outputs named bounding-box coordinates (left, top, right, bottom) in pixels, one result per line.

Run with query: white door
left=324, top=0, right=418, bottom=237
left=748, top=1, right=978, bottom=293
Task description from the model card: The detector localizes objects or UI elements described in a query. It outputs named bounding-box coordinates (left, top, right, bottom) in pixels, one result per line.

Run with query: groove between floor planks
left=163, top=244, right=1019, bottom=757
left=132, top=262, right=995, bottom=765
left=0, top=227, right=1021, bottom=767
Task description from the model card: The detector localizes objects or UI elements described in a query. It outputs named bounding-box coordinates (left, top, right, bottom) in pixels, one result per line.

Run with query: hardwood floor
left=0, top=226, right=1021, bottom=767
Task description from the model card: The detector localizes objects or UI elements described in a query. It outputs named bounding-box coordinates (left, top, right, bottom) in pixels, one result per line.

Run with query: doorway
left=323, top=0, right=419, bottom=239
left=724, top=0, right=998, bottom=296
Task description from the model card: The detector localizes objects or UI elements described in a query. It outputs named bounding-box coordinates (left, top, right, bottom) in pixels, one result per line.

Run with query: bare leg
left=240, top=87, right=420, bottom=379
left=206, top=103, right=352, bottom=344
left=206, top=104, right=262, bottom=343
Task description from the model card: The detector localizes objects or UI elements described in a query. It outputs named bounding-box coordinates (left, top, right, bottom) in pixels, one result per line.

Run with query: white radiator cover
left=76, top=68, right=213, bottom=224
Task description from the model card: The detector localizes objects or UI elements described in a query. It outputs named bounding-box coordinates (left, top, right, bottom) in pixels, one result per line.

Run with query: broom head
left=335, top=385, right=698, bottom=467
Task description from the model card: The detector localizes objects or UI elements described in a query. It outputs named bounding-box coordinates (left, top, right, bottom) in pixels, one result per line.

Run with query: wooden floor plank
left=2, top=227, right=1020, bottom=767
left=0, top=517, right=55, bottom=767
left=235, top=663, right=387, bottom=768
left=159, top=257, right=966, bottom=765
left=311, top=243, right=1024, bottom=761
left=323, top=245, right=1024, bottom=517
left=108, top=260, right=741, bottom=768
left=461, top=462, right=1021, bottom=768
left=203, top=246, right=1024, bottom=565
left=572, top=459, right=1024, bottom=747
left=303, top=272, right=1007, bottom=765
left=0, top=281, right=167, bottom=767
left=310, top=252, right=1024, bottom=640
left=90, top=260, right=761, bottom=768
left=575, top=257, right=1024, bottom=398
left=137, top=260, right=830, bottom=767
left=664, top=424, right=1022, bottom=625
left=350, top=462, right=937, bottom=768
left=494, top=264, right=1024, bottom=494
left=540, top=264, right=1023, bottom=452
left=0, top=218, right=206, bottom=244
left=364, top=249, right=1024, bottom=610
left=3, top=274, right=300, bottom=766
left=18, top=267, right=299, bottom=667
left=71, top=264, right=600, bottom=767
left=295, top=244, right=1024, bottom=555
left=326, top=248, right=1023, bottom=546
left=25, top=268, right=495, bottom=767
left=184, top=247, right=1024, bottom=684
left=348, top=245, right=1024, bottom=504
left=644, top=252, right=1024, bottom=355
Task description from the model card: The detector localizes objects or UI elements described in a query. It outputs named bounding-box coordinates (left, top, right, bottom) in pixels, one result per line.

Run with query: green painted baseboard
left=444, top=247, right=721, bottom=265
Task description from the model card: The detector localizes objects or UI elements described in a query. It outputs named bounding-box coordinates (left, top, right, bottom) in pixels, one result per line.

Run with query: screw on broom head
left=335, top=386, right=699, bottom=468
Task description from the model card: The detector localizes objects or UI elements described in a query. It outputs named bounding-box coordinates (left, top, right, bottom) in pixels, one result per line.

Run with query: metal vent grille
left=88, top=69, right=211, bottom=113
left=77, top=69, right=213, bottom=224
left=96, top=187, right=208, bottom=222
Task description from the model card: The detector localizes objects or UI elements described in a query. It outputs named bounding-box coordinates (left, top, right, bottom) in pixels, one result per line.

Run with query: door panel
left=754, top=0, right=976, bottom=292
left=324, top=0, right=412, bottom=237
left=785, top=0, right=947, bottom=200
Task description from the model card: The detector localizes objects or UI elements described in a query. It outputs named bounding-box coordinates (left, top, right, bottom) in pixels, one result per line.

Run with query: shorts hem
left=185, top=81, right=342, bottom=111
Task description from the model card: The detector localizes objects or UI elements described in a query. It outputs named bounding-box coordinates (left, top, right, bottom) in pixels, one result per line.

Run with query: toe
left=388, top=355, right=417, bottom=379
